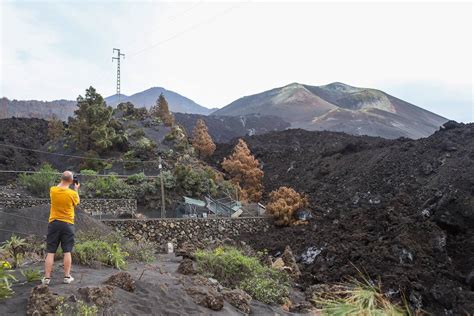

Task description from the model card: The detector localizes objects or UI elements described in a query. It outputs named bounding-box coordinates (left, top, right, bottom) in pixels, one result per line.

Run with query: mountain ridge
left=212, top=82, right=448, bottom=139
left=105, top=87, right=216, bottom=115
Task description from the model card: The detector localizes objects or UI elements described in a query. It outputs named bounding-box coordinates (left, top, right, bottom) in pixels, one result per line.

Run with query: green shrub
left=123, top=240, right=155, bottom=263
left=195, top=247, right=289, bottom=304
left=81, top=170, right=133, bottom=199
left=1, top=235, right=27, bottom=268
left=126, top=172, right=146, bottom=185
left=240, top=275, right=290, bottom=305
left=159, top=170, right=176, bottom=189
left=0, top=262, right=16, bottom=299
left=56, top=298, right=98, bottom=316
left=18, top=164, right=59, bottom=197
left=79, top=150, right=112, bottom=172
left=175, top=164, right=217, bottom=197
left=21, top=268, right=42, bottom=282
left=76, top=231, right=153, bottom=264
left=74, top=240, right=128, bottom=269
left=164, top=133, right=176, bottom=141
left=130, top=129, right=146, bottom=139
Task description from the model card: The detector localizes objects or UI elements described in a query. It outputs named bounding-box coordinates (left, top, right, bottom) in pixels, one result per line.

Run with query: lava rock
left=185, top=286, right=224, bottom=311
left=282, top=245, right=301, bottom=279
left=78, top=286, right=115, bottom=307
left=104, top=272, right=136, bottom=292
left=177, top=258, right=196, bottom=275
left=222, top=289, right=252, bottom=314
left=26, top=285, right=62, bottom=316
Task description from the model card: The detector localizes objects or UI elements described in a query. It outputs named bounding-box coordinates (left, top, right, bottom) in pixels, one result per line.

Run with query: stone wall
left=0, top=198, right=137, bottom=216
left=103, top=217, right=272, bottom=245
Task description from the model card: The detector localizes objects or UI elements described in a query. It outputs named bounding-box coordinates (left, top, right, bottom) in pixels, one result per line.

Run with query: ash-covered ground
left=213, top=121, right=474, bottom=314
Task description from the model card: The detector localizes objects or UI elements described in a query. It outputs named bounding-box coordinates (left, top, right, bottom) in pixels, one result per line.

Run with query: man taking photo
left=42, top=171, right=80, bottom=285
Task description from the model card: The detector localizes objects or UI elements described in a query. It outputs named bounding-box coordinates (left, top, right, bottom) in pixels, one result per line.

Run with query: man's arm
left=73, top=183, right=80, bottom=205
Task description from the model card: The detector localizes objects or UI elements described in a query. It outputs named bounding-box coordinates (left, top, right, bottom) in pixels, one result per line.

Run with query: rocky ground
left=212, top=121, right=474, bottom=314
left=0, top=253, right=312, bottom=315
left=0, top=118, right=49, bottom=184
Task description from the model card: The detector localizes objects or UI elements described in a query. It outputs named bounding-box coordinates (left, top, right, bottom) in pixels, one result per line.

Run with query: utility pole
left=112, top=48, right=125, bottom=101
left=159, top=157, right=166, bottom=218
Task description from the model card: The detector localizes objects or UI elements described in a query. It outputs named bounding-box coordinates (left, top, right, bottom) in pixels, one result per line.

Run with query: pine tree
left=69, top=86, right=117, bottom=152
left=266, top=187, right=308, bottom=226
left=150, top=93, right=174, bottom=126
left=48, top=115, right=64, bottom=141
left=221, top=139, right=263, bottom=202
left=191, top=119, right=216, bottom=158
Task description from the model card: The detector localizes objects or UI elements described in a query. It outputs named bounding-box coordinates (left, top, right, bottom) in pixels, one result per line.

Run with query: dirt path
left=0, top=254, right=309, bottom=315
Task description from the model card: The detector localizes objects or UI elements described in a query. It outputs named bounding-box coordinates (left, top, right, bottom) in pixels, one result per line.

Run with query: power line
left=122, top=1, right=204, bottom=53
left=127, top=2, right=245, bottom=58
left=0, top=143, right=160, bottom=164
left=0, top=170, right=160, bottom=179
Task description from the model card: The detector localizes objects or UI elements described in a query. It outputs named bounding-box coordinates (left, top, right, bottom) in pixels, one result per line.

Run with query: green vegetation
left=69, top=86, right=126, bottom=153
left=56, top=298, right=99, bottom=316
left=79, top=150, right=113, bottom=172
left=195, top=247, right=290, bottom=304
left=19, top=164, right=59, bottom=197
left=80, top=170, right=132, bottom=199
left=75, top=231, right=155, bottom=266
left=175, top=164, right=218, bottom=197
left=1, top=235, right=27, bottom=268
left=115, top=102, right=148, bottom=120
left=0, top=262, right=16, bottom=299
left=312, top=279, right=409, bottom=316
left=21, top=268, right=42, bottom=282
left=74, top=240, right=128, bottom=269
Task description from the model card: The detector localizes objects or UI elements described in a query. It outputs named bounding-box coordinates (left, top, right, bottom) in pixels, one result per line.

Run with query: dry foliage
left=221, top=139, right=263, bottom=202
left=266, top=187, right=308, bottom=226
left=192, top=119, right=216, bottom=158
left=150, top=93, right=174, bottom=126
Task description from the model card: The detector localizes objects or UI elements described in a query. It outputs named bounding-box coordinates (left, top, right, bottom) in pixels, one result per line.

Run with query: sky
left=1, top=0, right=472, bottom=122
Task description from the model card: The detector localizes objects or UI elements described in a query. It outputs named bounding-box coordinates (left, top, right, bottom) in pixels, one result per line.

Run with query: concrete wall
left=103, top=217, right=271, bottom=245
left=0, top=198, right=137, bottom=216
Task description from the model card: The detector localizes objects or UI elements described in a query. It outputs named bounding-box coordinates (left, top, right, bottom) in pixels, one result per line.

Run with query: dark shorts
left=46, top=220, right=75, bottom=253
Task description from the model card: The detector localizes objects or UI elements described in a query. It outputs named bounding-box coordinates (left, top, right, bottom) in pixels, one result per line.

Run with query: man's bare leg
left=63, top=252, right=72, bottom=277
left=44, top=253, right=54, bottom=278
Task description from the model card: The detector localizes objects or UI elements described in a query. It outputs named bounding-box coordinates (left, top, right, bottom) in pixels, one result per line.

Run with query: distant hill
left=0, top=97, right=76, bottom=121
left=174, top=113, right=290, bottom=143
left=104, top=87, right=215, bottom=115
left=1, top=87, right=214, bottom=120
left=212, top=82, right=449, bottom=139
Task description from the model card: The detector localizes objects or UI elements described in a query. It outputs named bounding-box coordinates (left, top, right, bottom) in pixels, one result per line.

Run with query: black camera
left=73, top=174, right=80, bottom=185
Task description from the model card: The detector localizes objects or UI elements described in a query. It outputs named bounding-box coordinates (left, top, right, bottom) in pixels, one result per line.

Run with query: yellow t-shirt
left=49, top=186, right=79, bottom=224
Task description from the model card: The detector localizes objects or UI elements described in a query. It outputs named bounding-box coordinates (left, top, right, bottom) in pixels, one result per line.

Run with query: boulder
left=27, top=285, right=62, bottom=316
left=177, top=258, right=196, bottom=275
left=185, top=286, right=224, bottom=311
left=78, top=286, right=115, bottom=307
left=282, top=245, right=301, bottom=279
left=104, top=271, right=136, bottom=292
left=222, top=289, right=252, bottom=314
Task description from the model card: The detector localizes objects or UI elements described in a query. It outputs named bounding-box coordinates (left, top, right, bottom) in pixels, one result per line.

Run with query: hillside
left=174, top=113, right=290, bottom=143
left=213, top=82, right=449, bottom=139
left=212, top=121, right=474, bottom=314
left=0, top=98, right=76, bottom=121
left=104, top=87, right=214, bottom=115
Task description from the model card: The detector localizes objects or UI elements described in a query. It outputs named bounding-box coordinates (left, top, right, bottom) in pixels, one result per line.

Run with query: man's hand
left=74, top=183, right=81, bottom=191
